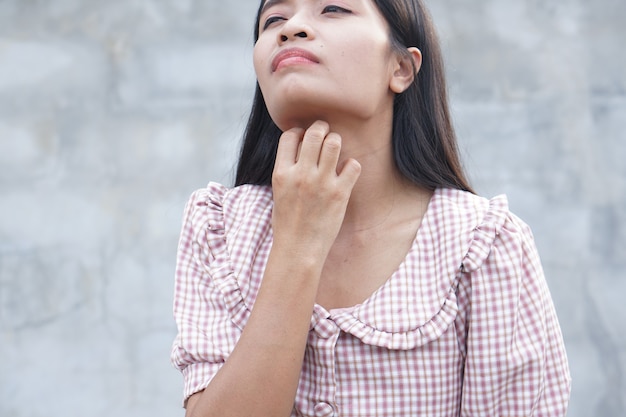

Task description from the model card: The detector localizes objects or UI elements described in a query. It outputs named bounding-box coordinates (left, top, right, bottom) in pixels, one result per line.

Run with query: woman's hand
left=271, top=120, right=361, bottom=258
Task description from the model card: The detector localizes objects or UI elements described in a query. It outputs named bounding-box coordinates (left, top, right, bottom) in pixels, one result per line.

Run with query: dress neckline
left=316, top=188, right=441, bottom=316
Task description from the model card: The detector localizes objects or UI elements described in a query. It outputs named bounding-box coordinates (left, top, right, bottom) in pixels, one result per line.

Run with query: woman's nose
left=280, top=31, right=307, bottom=42
left=278, top=14, right=314, bottom=43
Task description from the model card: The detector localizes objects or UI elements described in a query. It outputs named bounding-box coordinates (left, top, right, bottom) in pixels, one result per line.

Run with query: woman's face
left=253, top=0, right=399, bottom=131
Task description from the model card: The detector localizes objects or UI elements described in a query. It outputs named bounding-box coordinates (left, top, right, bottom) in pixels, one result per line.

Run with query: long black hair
left=235, top=0, right=473, bottom=193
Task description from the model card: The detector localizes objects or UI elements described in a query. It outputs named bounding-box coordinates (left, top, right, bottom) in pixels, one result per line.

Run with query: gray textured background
left=0, top=0, right=624, bottom=416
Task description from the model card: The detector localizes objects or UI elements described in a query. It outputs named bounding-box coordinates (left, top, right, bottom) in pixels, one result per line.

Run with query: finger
left=274, top=127, right=304, bottom=170
left=297, top=121, right=329, bottom=168
left=336, top=158, right=362, bottom=188
left=317, top=132, right=342, bottom=175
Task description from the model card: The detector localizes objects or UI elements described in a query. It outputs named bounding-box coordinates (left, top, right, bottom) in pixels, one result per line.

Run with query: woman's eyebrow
left=260, top=0, right=288, bottom=17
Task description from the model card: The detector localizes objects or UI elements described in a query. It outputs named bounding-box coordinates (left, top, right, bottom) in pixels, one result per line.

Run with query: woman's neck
left=328, top=119, right=426, bottom=234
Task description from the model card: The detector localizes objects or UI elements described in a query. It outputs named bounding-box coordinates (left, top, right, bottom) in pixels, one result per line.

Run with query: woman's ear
left=390, top=47, right=422, bottom=94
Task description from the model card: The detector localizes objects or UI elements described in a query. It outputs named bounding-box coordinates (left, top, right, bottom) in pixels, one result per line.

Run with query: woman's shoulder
left=184, top=182, right=273, bottom=220
left=180, top=182, right=274, bottom=251
left=187, top=181, right=272, bottom=206
left=433, top=188, right=536, bottom=273
left=430, top=188, right=510, bottom=237
left=435, top=187, right=506, bottom=216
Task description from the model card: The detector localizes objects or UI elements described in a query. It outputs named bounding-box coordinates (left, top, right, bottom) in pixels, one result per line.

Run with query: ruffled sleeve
left=169, top=183, right=242, bottom=405
left=170, top=182, right=274, bottom=406
left=460, top=211, right=572, bottom=415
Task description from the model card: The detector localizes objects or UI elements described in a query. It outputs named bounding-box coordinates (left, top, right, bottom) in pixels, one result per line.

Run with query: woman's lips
left=271, top=48, right=320, bottom=72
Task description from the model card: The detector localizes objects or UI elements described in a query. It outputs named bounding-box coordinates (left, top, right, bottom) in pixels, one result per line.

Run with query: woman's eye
left=322, top=5, right=352, bottom=14
left=262, top=15, right=285, bottom=30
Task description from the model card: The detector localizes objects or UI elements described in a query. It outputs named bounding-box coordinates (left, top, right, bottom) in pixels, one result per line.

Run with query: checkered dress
left=171, top=182, right=571, bottom=416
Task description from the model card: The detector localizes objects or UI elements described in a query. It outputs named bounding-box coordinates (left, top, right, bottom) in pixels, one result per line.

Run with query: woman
left=171, top=0, right=572, bottom=416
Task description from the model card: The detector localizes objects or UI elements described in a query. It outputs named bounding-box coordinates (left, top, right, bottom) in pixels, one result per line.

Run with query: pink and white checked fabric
left=171, top=182, right=571, bottom=416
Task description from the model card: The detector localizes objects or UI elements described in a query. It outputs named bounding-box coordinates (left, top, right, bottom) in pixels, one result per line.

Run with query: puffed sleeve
left=170, top=185, right=242, bottom=406
left=460, top=213, right=571, bottom=416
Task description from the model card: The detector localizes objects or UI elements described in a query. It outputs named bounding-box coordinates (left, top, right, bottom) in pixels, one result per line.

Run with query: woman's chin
left=268, top=105, right=332, bottom=132
left=272, top=117, right=319, bottom=132
left=263, top=86, right=349, bottom=126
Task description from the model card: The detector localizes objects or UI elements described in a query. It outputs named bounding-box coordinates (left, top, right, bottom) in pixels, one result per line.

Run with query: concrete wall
left=0, top=0, right=623, bottom=416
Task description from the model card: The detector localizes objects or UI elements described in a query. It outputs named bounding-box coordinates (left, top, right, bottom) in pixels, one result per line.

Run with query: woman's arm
left=185, top=121, right=361, bottom=417
left=184, top=241, right=327, bottom=417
